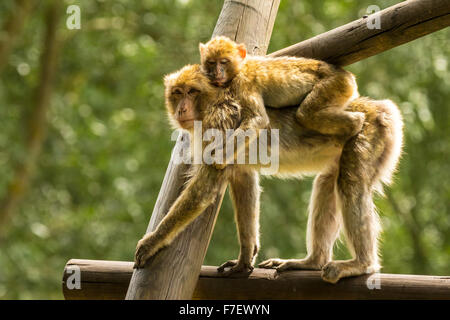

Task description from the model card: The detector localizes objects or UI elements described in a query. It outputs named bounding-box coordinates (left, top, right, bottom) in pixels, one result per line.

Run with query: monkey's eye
left=188, top=88, right=200, bottom=95
left=207, top=60, right=215, bottom=66
left=172, top=89, right=182, bottom=95
left=220, top=59, right=229, bottom=64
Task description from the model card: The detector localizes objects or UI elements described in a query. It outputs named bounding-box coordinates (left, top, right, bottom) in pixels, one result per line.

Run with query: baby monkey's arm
left=215, top=92, right=269, bottom=169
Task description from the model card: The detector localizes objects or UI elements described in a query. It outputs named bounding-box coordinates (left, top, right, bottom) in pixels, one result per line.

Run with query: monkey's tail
left=372, top=99, right=404, bottom=195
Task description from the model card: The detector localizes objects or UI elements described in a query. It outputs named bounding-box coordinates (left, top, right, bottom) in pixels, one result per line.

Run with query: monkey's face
left=167, top=85, right=201, bottom=130
left=199, top=36, right=247, bottom=87
left=164, top=65, right=212, bottom=130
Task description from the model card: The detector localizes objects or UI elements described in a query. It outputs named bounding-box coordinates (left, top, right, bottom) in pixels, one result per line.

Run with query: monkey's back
left=238, top=56, right=322, bottom=108
left=263, top=97, right=402, bottom=181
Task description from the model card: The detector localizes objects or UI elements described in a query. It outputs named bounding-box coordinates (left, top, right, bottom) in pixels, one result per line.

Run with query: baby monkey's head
left=199, top=36, right=247, bottom=87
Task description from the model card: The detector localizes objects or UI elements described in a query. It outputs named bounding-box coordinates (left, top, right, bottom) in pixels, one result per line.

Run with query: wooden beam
left=124, top=0, right=280, bottom=300
left=269, top=0, right=450, bottom=66
left=63, top=259, right=450, bottom=300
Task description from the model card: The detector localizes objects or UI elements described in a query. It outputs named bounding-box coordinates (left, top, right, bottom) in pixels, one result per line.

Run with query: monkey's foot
left=217, top=259, right=254, bottom=276
left=258, top=258, right=324, bottom=272
left=321, top=260, right=379, bottom=284
left=133, top=233, right=163, bottom=269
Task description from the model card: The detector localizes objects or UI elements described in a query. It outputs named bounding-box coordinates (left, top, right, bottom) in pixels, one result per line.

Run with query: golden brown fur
left=199, top=36, right=363, bottom=139
left=134, top=65, right=403, bottom=283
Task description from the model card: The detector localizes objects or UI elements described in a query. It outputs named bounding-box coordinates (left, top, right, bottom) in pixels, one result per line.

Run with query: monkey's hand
left=214, top=162, right=227, bottom=170
left=217, top=259, right=254, bottom=276
left=206, top=140, right=227, bottom=170
left=133, top=232, right=164, bottom=269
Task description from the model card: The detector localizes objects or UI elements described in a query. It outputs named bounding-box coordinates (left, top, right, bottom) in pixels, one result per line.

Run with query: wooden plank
left=63, top=259, right=450, bottom=300
left=124, top=0, right=280, bottom=300
left=269, top=0, right=450, bottom=66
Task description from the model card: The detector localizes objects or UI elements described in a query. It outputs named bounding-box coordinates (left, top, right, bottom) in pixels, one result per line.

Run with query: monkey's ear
left=163, top=73, right=174, bottom=87
left=163, top=74, right=170, bottom=84
left=237, top=44, right=247, bottom=59
left=199, top=43, right=206, bottom=55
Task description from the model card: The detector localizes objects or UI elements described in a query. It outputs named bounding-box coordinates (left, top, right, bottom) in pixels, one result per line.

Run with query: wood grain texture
left=64, top=259, right=450, bottom=300
left=125, top=0, right=280, bottom=300
left=269, top=0, right=450, bottom=66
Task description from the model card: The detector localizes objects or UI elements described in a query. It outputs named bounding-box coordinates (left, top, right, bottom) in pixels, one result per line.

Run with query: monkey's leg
left=259, top=167, right=341, bottom=272
left=134, top=165, right=228, bottom=268
left=321, top=154, right=381, bottom=283
left=218, top=168, right=260, bottom=275
left=296, top=74, right=364, bottom=137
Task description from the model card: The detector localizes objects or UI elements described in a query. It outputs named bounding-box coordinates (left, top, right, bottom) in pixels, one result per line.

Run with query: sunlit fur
left=200, top=36, right=363, bottom=138
left=135, top=65, right=403, bottom=283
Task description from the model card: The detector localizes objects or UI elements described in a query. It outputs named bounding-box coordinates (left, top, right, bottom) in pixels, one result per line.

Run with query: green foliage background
left=0, top=0, right=448, bottom=299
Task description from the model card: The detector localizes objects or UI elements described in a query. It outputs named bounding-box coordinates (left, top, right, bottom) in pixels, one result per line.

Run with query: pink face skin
left=204, top=57, right=231, bottom=87
left=171, top=86, right=200, bottom=129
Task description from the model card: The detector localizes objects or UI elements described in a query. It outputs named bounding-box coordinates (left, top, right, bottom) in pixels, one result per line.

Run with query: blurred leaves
left=0, top=0, right=449, bottom=298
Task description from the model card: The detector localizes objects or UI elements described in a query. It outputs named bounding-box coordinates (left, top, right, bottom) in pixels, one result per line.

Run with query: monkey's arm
left=134, top=165, right=227, bottom=268
left=217, top=93, right=269, bottom=169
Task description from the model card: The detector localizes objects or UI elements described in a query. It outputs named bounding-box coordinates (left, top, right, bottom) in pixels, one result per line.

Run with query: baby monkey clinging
left=199, top=36, right=364, bottom=137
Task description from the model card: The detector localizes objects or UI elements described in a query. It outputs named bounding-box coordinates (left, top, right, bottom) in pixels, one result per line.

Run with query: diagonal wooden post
left=125, top=0, right=280, bottom=300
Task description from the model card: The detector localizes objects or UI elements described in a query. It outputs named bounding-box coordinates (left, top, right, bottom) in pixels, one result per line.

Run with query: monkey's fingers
left=133, top=246, right=147, bottom=269
left=275, top=261, right=298, bottom=272
left=223, top=265, right=253, bottom=277
left=321, top=263, right=341, bottom=284
left=133, top=239, right=154, bottom=269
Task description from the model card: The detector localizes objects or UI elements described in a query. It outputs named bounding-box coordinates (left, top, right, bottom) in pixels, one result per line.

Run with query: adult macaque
left=199, top=36, right=363, bottom=139
left=134, top=65, right=403, bottom=283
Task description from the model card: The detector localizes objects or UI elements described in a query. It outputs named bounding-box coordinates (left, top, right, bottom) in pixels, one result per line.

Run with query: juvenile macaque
left=199, top=36, right=363, bottom=139
left=134, top=65, right=403, bottom=283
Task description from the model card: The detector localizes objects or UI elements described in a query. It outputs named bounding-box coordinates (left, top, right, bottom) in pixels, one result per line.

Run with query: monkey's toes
left=218, top=260, right=253, bottom=276
left=275, top=261, right=298, bottom=272
left=321, top=262, right=342, bottom=284
left=258, top=258, right=284, bottom=269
